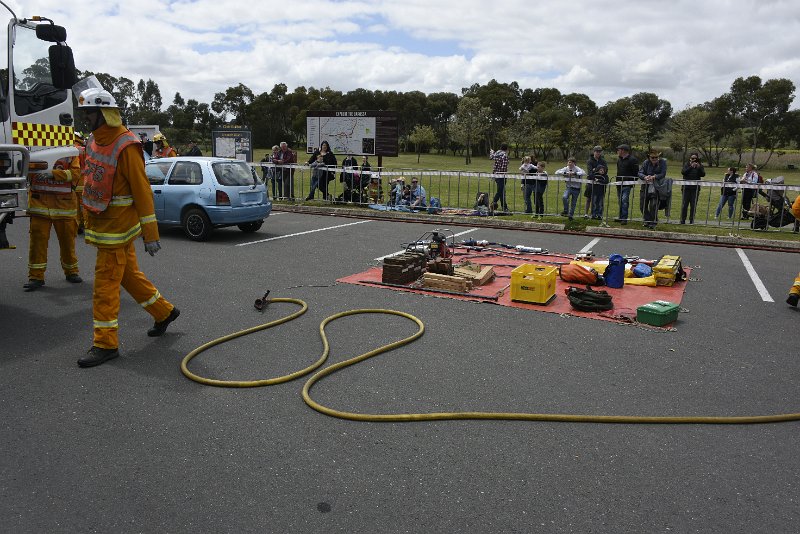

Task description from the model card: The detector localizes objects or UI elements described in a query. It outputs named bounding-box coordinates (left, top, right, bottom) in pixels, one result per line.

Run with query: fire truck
left=0, top=3, right=77, bottom=248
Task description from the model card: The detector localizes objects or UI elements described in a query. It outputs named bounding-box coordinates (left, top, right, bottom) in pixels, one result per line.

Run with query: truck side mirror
left=35, top=24, right=67, bottom=43
left=49, top=44, right=77, bottom=89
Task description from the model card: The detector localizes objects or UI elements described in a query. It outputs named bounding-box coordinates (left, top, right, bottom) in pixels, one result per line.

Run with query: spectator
left=340, top=153, right=358, bottom=191
left=274, top=141, right=296, bottom=199
left=584, top=146, right=607, bottom=218
left=739, top=163, right=761, bottom=219
left=409, top=177, right=427, bottom=208
left=389, top=177, right=406, bottom=206
left=555, top=157, right=586, bottom=220
left=364, top=174, right=383, bottom=204
left=638, top=150, right=668, bottom=229
left=715, top=167, right=739, bottom=219
left=489, top=143, right=510, bottom=212
left=307, top=154, right=327, bottom=200
left=680, top=152, right=706, bottom=224
left=533, top=162, right=548, bottom=216
left=184, top=140, right=202, bottom=157
left=138, top=132, right=153, bottom=160
left=357, top=155, right=372, bottom=188
left=588, top=164, right=609, bottom=220
left=306, top=140, right=337, bottom=201
left=261, top=145, right=281, bottom=198
left=519, top=155, right=538, bottom=214
left=615, top=144, right=639, bottom=224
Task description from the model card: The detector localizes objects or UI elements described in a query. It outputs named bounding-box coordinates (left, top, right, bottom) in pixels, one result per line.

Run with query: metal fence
left=254, top=163, right=800, bottom=234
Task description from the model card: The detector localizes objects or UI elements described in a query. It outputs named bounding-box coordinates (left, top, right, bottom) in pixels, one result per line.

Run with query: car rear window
left=213, top=161, right=255, bottom=186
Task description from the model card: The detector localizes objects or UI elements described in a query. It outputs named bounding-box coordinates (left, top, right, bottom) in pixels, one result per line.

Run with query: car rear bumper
left=206, top=204, right=272, bottom=225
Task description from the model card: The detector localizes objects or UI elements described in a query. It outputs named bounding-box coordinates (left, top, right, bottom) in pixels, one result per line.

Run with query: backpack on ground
left=565, top=286, right=614, bottom=312
left=560, top=263, right=600, bottom=285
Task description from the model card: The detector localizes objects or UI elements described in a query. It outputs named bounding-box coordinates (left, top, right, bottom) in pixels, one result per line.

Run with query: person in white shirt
left=555, top=157, right=586, bottom=220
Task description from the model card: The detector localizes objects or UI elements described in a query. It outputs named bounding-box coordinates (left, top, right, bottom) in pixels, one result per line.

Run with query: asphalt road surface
left=2, top=211, right=799, bottom=533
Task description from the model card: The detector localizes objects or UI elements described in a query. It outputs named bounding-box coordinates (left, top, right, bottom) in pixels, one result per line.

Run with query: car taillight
left=216, top=190, right=230, bottom=205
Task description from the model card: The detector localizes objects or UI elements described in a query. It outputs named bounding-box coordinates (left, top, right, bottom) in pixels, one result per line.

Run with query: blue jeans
left=716, top=194, right=736, bottom=218
left=591, top=190, right=605, bottom=219
left=617, top=185, right=632, bottom=220
left=562, top=187, right=580, bottom=216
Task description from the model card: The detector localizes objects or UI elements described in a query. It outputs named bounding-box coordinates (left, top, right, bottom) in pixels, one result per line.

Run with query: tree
left=408, top=125, right=437, bottom=163
left=612, top=108, right=648, bottom=151
left=666, top=106, right=711, bottom=162
left=448, top=97, right=490, bottom=165
left=629, top=92, right=673, bottom=151
left=727, top=76, right=795, bottom=164
left=211, top=83, right=254, bottom=124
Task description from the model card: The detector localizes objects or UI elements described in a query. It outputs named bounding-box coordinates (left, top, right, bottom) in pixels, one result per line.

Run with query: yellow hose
left=182, top=298, right=800, bottom=424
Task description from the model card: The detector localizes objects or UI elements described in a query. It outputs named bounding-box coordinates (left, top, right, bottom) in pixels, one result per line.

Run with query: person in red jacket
left=76, top=86, right=179, bottom=367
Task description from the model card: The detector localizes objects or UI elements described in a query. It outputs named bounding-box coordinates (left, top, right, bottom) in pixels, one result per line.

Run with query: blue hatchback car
left=146, top=157, right=272, bottom=241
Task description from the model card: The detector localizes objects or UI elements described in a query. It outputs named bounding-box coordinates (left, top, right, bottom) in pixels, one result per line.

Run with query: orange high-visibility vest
left=29, top=157, right=75, bottom=195
left=82, top=130, right=140, bottom=213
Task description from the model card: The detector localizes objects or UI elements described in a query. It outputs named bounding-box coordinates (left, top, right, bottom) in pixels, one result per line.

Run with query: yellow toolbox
left=653, top=255, right=682, bottom=286
left=511, top=264, right=557, bottom=304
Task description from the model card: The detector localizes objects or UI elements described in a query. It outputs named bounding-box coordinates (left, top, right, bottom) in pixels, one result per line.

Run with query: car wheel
left=237, top=221, right=263, bottom=233
left=182, top=208, right=212, bottom=241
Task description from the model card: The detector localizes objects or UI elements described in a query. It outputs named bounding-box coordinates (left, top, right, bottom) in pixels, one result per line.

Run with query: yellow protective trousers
left=28, top=215, right=79, bottom=280
left=92, top=240, right=174, bottom=349
left=790, top=272, right=800, bottom=296
left=74, top=191, right=85, bottom=229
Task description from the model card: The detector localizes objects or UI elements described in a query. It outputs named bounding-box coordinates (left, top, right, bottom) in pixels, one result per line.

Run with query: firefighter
left=787, top=194, right=800, bottom=307
left=152, top=132, right=176, bottom=158
left=76, top=87, right=179, bottom=368
left=73, top=131, right=87, bottom=234
left=23, top=136, right=83, bottom=291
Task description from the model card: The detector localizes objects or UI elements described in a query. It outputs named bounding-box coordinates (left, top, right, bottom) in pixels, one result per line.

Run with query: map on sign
left=307, top=116, right=376, bottom=155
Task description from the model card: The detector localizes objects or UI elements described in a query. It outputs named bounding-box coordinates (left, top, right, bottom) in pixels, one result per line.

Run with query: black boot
left=148, top=307, right=180, bottom=337
left=78, top=346, right=120, bottom=368
left=23, top=279, right=44, bottom=292
left=66, top=274, right=83, bottom=283
left=788, top=294, right=799, bottom=307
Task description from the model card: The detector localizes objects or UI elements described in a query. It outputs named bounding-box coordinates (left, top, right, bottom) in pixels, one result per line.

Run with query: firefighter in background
left=23, top=143, right=83, bottom=291
left=73, top=131, right=87, bottom=235
left=76, top=87, right=180, bottom=368
left=787, top=194, right=800, bottom=307
left=152, top=132, right=177, bottom=158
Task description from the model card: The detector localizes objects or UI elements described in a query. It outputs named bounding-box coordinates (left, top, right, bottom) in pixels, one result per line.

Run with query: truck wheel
left=182, top=208, right=212, bottom=241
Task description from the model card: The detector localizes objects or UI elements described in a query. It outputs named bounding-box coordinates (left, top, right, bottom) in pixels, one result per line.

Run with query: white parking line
left=580, top=238, right=601, bottom=254
left=736, top=248, right=774, bottom=302
left=237, top=220, right=371, bottom=246
left=374, top=228, right=478, bottom=261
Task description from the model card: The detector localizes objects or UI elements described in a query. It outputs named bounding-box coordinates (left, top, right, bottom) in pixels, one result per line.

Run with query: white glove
left=37, top=171, right=54, bottom=181
left=144, top=240, right=161, bottom=256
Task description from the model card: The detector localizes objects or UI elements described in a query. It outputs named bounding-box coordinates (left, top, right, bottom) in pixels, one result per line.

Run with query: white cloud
left=6, top=0, right=800, bottom=110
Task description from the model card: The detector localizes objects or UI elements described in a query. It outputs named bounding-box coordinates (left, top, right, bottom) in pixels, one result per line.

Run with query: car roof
left=146, top=156, right=247, bottom=164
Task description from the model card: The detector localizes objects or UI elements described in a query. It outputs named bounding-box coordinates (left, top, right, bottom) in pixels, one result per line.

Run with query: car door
left=146, top=161, right=173, bottom=221
left=162, top=161, right=206, bottom=225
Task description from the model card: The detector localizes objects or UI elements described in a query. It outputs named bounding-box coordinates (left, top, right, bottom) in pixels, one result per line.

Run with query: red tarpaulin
left=337, top=249, right=690, bottom=328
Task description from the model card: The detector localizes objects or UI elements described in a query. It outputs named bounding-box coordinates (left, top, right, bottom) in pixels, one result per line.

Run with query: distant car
left=146, top=156, right=271, bottom=241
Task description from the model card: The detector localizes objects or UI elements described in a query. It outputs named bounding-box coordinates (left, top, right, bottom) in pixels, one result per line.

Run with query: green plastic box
left=636, top=300, right=680, bottom=326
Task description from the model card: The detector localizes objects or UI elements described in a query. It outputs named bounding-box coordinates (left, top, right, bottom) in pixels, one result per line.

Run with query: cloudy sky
left=7, top=0, right=800, bottom=110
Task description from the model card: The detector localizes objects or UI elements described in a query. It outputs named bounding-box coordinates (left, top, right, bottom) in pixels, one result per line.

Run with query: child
left=364, top=174, right=383, bottom=204
left=307, top=154, right=326, bottom=200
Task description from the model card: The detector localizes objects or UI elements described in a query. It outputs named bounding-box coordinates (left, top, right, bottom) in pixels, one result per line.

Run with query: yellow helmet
left=153, top=133, right=166, bottom=143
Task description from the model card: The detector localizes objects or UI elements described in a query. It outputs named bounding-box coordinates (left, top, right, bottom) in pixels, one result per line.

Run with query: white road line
left=237, top=220, right=371, bottom=247
left=736, top=248, right=774, bottom=302
left=374, top=228, right=478, bottom=261
left=580, top=238, right=601, bottom=254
